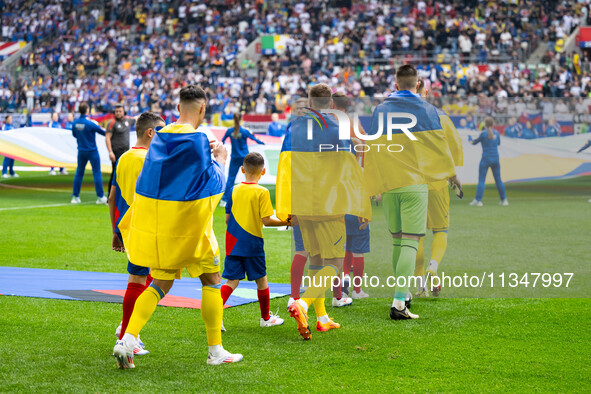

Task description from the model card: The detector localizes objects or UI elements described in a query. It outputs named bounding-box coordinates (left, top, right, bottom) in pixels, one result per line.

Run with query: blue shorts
left=345, top=215, right=370, bottom=254
left=222, top=255, right=266, bottom=281
left=127, top=261, right=150, bottom=276
left=345, top=234, right=370, bottom=254
left=292, top=225, right=305, bottom=252
left=116, top=233, right=150, bottom=276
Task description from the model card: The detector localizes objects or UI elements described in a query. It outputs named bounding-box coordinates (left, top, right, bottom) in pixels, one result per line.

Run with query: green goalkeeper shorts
left=383, top=184, right=428, bottom=236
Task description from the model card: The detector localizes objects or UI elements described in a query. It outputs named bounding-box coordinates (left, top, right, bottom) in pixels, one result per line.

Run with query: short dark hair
left=331, top=91, right=349, bottom=110
left=243, top=152, right=265, bottom=174
left=179, top=85, right=207, bottom=104
left=79, top=102, right=89, bottom=115
left=135, top=112, right=164, bottom=138
left=114, top=104, right=124, bottom=111
left=309, top=83, right=332, bottom=109
left=395, top=64, right=419, bottom=90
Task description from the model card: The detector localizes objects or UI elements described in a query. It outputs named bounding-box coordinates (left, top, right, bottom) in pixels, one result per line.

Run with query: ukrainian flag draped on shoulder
left=275, top=113, right=371, bottom=221
left=119, top=123, right=225, bottom=270
left=364, top=91, right=459, bottom=196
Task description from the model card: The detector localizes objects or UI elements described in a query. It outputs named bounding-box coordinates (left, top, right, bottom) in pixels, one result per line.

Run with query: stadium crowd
left=0, top=0, right=590, bottom=117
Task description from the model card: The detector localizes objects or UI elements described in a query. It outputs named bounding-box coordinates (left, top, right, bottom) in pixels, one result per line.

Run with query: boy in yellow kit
left=220, top=152, right=289, bottom=327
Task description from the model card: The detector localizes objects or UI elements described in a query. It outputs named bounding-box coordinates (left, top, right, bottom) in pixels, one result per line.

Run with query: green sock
left=394, top=238, right=419, bottom=301
left=392, top=238, right=402, bottom=273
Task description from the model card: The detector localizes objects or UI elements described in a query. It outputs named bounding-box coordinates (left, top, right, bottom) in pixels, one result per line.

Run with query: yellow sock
left=414, top=237, right=425, bottom=276
left=301, top=265, right=337, bottom=300
left=301, top=265, right=336, bottom=317
left=126, top=284, right=163, bottom=338
left=431, top=231, right=448, bottom=266
left=201, top=285, right=223, bottom=346
left=313, top=297, right=327, bottom=317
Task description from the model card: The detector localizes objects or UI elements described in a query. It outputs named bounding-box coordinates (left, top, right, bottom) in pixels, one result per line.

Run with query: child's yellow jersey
left=226, top=182, right=274, bottom=256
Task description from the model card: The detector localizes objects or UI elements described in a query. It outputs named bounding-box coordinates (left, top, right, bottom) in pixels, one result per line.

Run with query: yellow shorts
left=150, top=252, right=221, bottom=281
left=298, top=216, right=346, bottom=259
left=427, top=187, right=450, bottom=231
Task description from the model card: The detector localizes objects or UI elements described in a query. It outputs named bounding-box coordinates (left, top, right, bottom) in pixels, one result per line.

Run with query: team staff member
left=70, top=102, right=108, bottom=205
left=106, top=105, right=136, bottom=194
left=469, top=117, right=508, bottom=207
left=220, top=112, right=265, bottom=206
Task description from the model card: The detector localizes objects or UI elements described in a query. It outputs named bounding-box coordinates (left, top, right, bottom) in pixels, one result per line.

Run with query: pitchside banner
left=242, top=114, right=288, bottom=134
left=281, top=96, right=591, bottom=300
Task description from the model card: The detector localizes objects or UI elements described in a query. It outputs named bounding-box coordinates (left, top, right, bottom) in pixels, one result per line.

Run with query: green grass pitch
left=0, top=171, right=590, bottom=391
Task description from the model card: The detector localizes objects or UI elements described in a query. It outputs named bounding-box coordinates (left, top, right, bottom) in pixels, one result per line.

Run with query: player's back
left=476, top=130, right=500, bottom=160
left=113, top=147, right=148, bottom=233
left=364, top=91, right=458, bottom=195
left=226, top=182, right=274, bottom=256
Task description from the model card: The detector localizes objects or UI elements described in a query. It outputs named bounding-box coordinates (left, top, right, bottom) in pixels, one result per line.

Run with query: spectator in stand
left=1, top=115, right=17, bottom=178
left=504, top=117, right=522, bottom=138
left=544, top=118, right=562, bottom=137
left=520, top=120, right=539, bottom=139
left=64, top=113, right=74, bottom=130
left=267, top=113, right=286, bottom=137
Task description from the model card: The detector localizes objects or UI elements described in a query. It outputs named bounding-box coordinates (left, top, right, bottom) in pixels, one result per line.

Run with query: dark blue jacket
left=473, top=129, right=501, bottom=162
left=72, top=115, right=105, bottom=151
left=222, top=126, right=264, bottom=158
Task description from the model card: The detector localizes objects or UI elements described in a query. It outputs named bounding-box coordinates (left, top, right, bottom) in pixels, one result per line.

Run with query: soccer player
left=70, top=103, right=108, bottom=205
left=48, top=113, right=67, bottom=175
left=414, top=81, right=463, bottom=298
left=113, top=85, right=242, bottom=368
left=469, top=117, right=508, bottom=207
left=364, top=65, right=461, bottom=320
left=1, top=115, right=17, bottom=178
left=278, top=84, right=368, bottom=339
left=64, top=113, right=75, bottom=131
left=106, top=105, right=135, bottom=195
left=286, top=98, right=312, bottom=306
left=220, top=152, right=288, bottom=327
left=220, top=112, right=265, bottom=207
left=109, top=112, right=164, bottom=357
left=332, top=91, right=370, bottom=299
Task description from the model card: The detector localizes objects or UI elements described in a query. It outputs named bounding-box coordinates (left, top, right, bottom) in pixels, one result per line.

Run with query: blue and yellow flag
left=275, top=113, right=371, bottom=221
left=119, top=124, right=225, bottom=270
left=364, top=91, right=460, bottom=196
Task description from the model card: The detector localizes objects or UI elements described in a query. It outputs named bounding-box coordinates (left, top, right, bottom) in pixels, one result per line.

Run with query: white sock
left=418, top=275, right=426, bottom=290
left=318, top=314, right=330, bottom=324
left=209, top=344, right=223, bottom=355
left=297, top=298, right=308, bottom=313
left=122, top=333, right=136, bottom=346
left=392, top=299, right=405, bottom=310
left=427, top=260, right=439, bottom=274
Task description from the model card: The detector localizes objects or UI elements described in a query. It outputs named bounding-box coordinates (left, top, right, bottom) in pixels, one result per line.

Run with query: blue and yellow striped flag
left=275, top=113, right=371, bottom=221
left=119, top=124, right=225, bottom=270
left=364, top=91, right=461, bottom=196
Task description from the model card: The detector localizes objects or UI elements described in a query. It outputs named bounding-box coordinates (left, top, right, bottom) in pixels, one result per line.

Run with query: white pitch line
left=0, top=202, right=95, bottom=211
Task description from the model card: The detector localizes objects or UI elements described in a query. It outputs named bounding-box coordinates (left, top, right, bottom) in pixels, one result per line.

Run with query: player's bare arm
left=108, top=185, right=124, bottom=252
left=262, top=216, right=289, bottom=227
